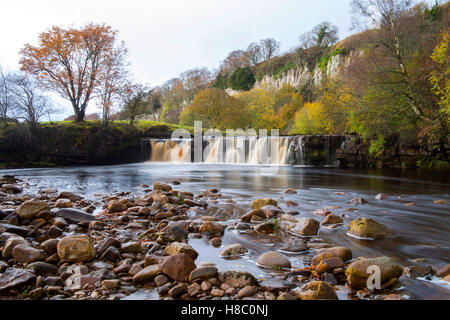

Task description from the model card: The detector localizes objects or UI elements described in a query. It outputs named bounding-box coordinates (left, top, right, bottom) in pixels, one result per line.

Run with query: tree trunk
left=74, top=108, right=85, bottom=122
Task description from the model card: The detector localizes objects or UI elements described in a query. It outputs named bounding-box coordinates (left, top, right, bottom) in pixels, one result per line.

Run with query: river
left=1, top=163, right=449, bottom=299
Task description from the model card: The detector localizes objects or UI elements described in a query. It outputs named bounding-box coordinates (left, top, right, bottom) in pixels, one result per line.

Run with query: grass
left=39, top=119, right=195, bottom=134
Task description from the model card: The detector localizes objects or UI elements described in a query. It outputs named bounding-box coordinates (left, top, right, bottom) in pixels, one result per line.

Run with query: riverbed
left=1, top=163, right=449, bottom=299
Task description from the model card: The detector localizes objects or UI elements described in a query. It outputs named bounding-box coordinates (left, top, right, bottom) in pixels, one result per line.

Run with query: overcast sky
left=0, top=0, right=358, bottom=117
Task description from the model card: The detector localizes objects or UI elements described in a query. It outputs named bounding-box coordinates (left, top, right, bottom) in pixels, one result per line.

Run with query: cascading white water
left=147, top=136, right=310, bottom=165
left=149, top=140, right=191, bottom=163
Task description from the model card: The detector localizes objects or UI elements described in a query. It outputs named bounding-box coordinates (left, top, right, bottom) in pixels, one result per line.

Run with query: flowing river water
left=1, top=163, right=449, bottom=300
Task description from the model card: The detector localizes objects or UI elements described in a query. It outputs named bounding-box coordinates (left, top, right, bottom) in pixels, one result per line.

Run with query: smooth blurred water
left=2, top=163, right=449, bottom=299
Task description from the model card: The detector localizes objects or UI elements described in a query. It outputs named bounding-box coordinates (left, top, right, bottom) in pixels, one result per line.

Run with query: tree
left=299, top=22, right=338, bottom=49
left=235, top=88, right=277, bottom=130
left=220, top=50, right=249, bottom=73
left=228, top=67, right=255, bottom=91
left=160, top=78, right=186, bottom=124
left=0, top=67, right=12, bottom=124
left=7, top=73, right=52, bottom=127
left=350, top=0, right=448, bottom=148
left=180, top=88, right=248, bottom=129
left=180, top=67, right=212, bottom=104
left=20, top=23, right=123, bottom=122
left=260, top=38, right=281, bottom=61
left=430, top=30, right=449, bottom=117
left=96, top=41, right=130, bottom=126
left=121, top=83, right=150, bottom=125
left=244, top=42, right=263, bottom=66
left=292, top=102, right=331, bottom=134
left=146, top=88, right=163, bottom=121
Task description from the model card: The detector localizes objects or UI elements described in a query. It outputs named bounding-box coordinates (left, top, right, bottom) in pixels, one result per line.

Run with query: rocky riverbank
left=0, top=175, right=449, bottom=300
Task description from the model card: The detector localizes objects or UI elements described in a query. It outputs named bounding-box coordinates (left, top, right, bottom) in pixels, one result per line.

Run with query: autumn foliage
left=20, top=23, right=127, bottom=122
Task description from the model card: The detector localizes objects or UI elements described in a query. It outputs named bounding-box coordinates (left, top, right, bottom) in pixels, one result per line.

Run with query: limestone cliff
left=253, top=51, right=359, bottom=90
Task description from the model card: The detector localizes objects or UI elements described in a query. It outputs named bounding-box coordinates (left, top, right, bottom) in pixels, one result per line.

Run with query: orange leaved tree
left=20, top=23, right=125, bottom=122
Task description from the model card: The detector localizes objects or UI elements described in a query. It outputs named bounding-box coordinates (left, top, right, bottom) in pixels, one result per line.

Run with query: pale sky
left=0, top=0, right=357, bottom=117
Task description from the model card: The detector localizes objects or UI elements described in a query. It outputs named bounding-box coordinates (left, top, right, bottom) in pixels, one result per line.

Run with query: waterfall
left=145, top=135, right=340, bottom=166
left=149, top=140, right=191, bottom=163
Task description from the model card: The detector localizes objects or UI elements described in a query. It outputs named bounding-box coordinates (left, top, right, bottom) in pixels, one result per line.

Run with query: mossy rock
left=348, top=218, right=393, bottom=239
left=251, top=198, right=278, bottom=210
left=346, top=257, right=403, bottom=289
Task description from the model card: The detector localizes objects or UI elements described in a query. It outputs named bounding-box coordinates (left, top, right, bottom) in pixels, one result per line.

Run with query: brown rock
left=257, top=251, right=291, bottom=269
left=240, top=209, right=266, bottom=223
left=211, top=289, right=225, bottom=297
left=160, top=253, right=196, bottom=281
left=168, top=283, right=187, bottom=298
left=220, top=244, right=248, bottom=257
left=2, top=237, right=29, bottom=259
left=316, top=257, right=345, bottom=275
left=317, top=247, right=353, bottom=262
left=218, top=271, right=258, bottom=288
left=12, top=244, right=46, bottom=263
left=164, top=242, right=198, bottom=260
left=0, top=268, right=36, bottom=294
left=435, top=264, right=450, bottom=278
left=296, top=281, right=338, bottom=300
left=153, top=181, right=172, bottom=192
left=346, top=257, right=403, bottom=289
left=120, top=241, right=143, bottom=254
left=251, top=198, right=278, bottom=210
left=107, top=200, right=127, bottom=213
left=237, top=285, right=254, bottom=299
left=17, top=201, right=50, bottom=220
left=348, top=218, right=393, bottom=239
left=261, top=205, right=284, bottom=218
left=321, top=214, right=344, bottom=225
left=57, top=235, right=96, bottom=262
left=279, top=215, right=320, bottom=236
left=198, top=221, right=225, bottom=236
left=132, top=265, right=162, bottom=284
left=54, top=199, right=73, bottom=208
left=58, top=191, right=82, bottom=202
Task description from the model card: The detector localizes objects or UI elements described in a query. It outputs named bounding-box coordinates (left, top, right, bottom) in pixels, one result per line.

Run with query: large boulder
left=251, top=199, right=278, bottom=210
left=257, top=251, right=291, bottom=269
left=16, top=201, right=50, bottom=220
left=348, top=218, right=393, bottom=239
left=346, top=257, right=403, bottom=289
left=160, top=253, right=196, bottom=282
left=279, top=215, right=320, bottom=236
left=12, top=244, right=46, bottom=264
left=57, top=235, right=96, bottom=262
left=296, top=281, right=338, bottom=300
left=54, top=208, right=94, bottom=224
left=164, top=242, right=198, bottom=260
left=0, top=268, right=36, bottom=294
